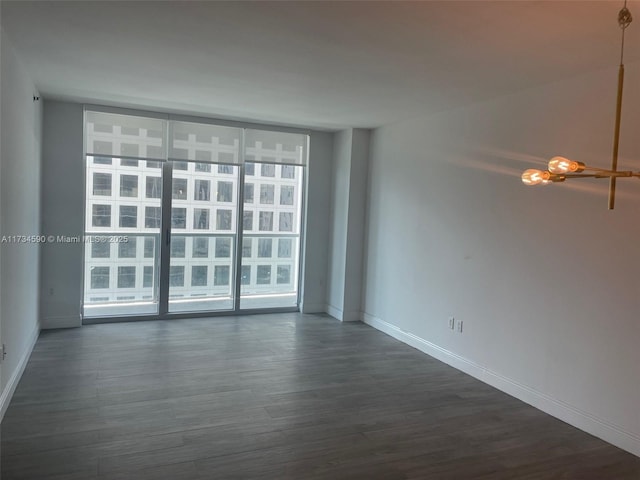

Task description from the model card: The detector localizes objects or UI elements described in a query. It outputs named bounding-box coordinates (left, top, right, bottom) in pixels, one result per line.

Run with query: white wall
left=326, top=129, right=352, bottom=318
left=326, top=128, right=370, bottom=322
left=300, top=131, right=333, bottom=313
left=343, top=129, right=369, bottom=318
left=362, top=61, right=640, bottom=457
left=40, top=101, right=85, bottom=329
left=0, top=28, right=42, bottom=417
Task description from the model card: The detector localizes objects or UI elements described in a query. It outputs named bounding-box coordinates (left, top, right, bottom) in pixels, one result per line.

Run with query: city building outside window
left=117, top=266, right=136, bottom=288
left=145, top=207, right=161, bottom=228
left=173, top=161, right=188, bottom=171
left=243, top=238, right=252, bottom=257
left=118, top=238, right=137, bottom=258
left=93, top=156, right=112, bottom=165
left=193, top=237, right=209, bottom=258
left=257, top=265, right=271, bottom=284
left=120, top=175, right=138, bottom=197
left=260, top=184, right=274, bottom=204
left=93, top=173, right=112, bottom=196
left=280, top=185, right=294, bottom=205
left=278, top=238, right=292, bottom=258
left=277, top=265, right=291, bottom=284
left=243, top=211, right=253, bottom=231
left=258, top=211, right=273, bottom=231
left=91, top=267, right=110, bottom=289
left=217, top=181, right=233, bottom=202
left=92, top=241, right=110, bottom=258
left=173, top=179, right=187, bottom=199
left=215, top=238, right=231, bottom=258
left=214, top=265, right=230, bottom=286
left=258, top=238, right=272, bottom=258
left=144, top=237, right=155, bottom=257
left=281, top=165, right=295, bottom=179
left=171, top=237, right=186, bottom=257
left=216, top=209, right=232, bottom=230
left=119, top=206, right=137, bottom=228
left=261, top=164, right=275, bottom=177
left=194, top=209, right=210, bottom=229
left=241, top=265, right=251, bottom=285
left=244, top=183, right=254, bottom=203
left=191, top=265, right=208, bottom=286
left=143, top=266, right=154, bottom=288
left=170, top=266, right=185, bottom=286
left=194, top=180, right=210, bottom=201
left=172, top=208, right=187, bottom=228
left=146, top=177, right=161, bottom=198
left=92, top=205, right=111, bottom=227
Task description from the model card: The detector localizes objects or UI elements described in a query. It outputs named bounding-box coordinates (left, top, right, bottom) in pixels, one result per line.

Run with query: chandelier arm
left=582, top=166, right=617, bottom=173
left=561, top=173, right=610, bottom=179
left=561, top=171, right=634, bottom=179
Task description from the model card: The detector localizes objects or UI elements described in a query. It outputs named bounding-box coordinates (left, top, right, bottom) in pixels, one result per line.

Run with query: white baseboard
left=0, top=324, right=39, bottom=421
left=326, top=304, right=343, bottom=321
left=362, top=312, right=640, bottom=458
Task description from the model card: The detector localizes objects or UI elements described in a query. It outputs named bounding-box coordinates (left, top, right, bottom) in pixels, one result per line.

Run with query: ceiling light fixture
left=521, top=1, right=633, bottom=209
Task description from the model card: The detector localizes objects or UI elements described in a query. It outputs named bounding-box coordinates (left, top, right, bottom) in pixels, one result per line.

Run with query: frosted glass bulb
left=548, top=156, right=582, bottom=174
left=521, top=169, right=550, bottom=186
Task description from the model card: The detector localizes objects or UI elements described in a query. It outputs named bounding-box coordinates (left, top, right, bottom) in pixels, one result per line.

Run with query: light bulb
left=548, top=156, right=583, bottom=174
left=521, top=169, right=550, bottom=186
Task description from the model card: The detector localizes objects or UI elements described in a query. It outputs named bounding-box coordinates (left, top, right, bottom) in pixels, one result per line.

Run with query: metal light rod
left=608, top=64, right=625, bottom=209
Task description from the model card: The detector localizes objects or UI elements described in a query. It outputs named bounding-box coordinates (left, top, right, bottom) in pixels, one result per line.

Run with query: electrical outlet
left=456, top=320, right=463, bottom=333
left=448, top=317, right=455, bottom=330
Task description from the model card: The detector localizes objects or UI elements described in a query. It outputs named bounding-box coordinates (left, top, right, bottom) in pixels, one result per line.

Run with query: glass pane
left=168, top=161, right=239, bottom=312
left=240, top=163, right=303, bottom=309
left=83, top=156, right=162, bottom=317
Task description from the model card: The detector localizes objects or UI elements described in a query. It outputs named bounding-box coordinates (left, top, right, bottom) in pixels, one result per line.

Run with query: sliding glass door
left=83, top=112, right=166, bottom=317
left=82, top=109, right=307, bottom=319
left=167, top=161, right=239, bottom=313
left=239, top=162, right=303, bottom=309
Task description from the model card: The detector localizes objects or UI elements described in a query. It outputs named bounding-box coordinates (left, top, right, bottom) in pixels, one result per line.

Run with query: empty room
left=1, top=1, right=639, bottom=479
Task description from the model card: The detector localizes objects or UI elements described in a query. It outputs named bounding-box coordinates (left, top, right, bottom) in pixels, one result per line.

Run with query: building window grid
left=84, top=150, right=303, bottom=305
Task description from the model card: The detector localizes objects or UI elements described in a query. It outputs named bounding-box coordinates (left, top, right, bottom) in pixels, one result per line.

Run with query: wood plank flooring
left=1, top=313, right=638, bottom=479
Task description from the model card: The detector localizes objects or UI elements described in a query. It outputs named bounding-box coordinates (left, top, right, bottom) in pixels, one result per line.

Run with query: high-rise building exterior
left=82, top=113, right=305, bottom=316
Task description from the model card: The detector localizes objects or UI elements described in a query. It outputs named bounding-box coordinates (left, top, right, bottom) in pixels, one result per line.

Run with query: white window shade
left=244, top=129, right=307, bottom=165
left=85, top=111, right=166, bottom=160
left=169, top=121, right=241, bottom=164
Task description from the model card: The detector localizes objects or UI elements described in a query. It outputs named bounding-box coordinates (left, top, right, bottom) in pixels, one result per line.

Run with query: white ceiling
left=2, top=1, right=639, bottom=130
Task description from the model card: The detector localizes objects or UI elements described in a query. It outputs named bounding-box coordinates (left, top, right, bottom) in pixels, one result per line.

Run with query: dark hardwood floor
left=1, top=313, right=638, bottom=479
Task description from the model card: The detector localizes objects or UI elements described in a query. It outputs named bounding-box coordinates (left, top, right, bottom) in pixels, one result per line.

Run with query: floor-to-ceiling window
left=82, top=109, right=307, bottom=319
left=240, top=128, right=305, bottom=309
